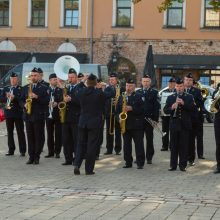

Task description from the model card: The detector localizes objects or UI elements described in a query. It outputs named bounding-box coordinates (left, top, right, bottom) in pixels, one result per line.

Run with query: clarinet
left=173, top=93, right=180, bottom=118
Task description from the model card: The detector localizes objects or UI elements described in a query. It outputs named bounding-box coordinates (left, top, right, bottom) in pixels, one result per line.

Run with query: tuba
left=54, top=55, right=80, bottom=123
left=204, top=88, right=220, bottom=114
left=119, top=92, right=127, bottom=134
left=109, top=84, right=120, bottom=135
left=197, top=82, right=209, bottom=99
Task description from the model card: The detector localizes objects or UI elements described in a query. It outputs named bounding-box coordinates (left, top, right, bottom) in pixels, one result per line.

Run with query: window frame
left=0, top=0, right=11, bottom=27
left=63, top=0, right=79, bottom=27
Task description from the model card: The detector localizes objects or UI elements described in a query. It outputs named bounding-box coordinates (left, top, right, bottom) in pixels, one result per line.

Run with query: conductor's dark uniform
left=0, top=81, right=26, bottom=156
left=164, top=85, right=194, bottom=171
left=74, top=74, right=105, bottom=175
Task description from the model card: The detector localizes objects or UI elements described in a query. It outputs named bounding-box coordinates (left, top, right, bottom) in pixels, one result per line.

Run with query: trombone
left=119, top=92, right=127, bottom=134
left=145, top=117, right=166, bottom=137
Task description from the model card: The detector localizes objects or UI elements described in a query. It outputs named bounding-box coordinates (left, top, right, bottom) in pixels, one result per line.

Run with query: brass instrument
left=26, top=83, right=33, bottom=115
left=48, top=91, right=54, bottom=119
left=58, top=86, right=67, bottom=123
left=145, top=118, right=166, bottom=137
left=197, top=82, right=209, bottom=99
left=5, top=87, right=13, bottom=109
left=204, top=88, right=220, bottom=114
left=109, top=84, right=120, bottom=135
left=119, top=92, right=127, bottom=134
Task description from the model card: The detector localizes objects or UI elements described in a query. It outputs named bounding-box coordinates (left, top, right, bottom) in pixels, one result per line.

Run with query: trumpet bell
left=54, top=55, right=80, bottom=81
left=119, top=112, right=127, bottom=121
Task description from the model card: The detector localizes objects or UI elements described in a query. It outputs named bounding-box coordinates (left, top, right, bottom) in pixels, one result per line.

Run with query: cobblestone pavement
left=0, top=122, right=219, bottom=220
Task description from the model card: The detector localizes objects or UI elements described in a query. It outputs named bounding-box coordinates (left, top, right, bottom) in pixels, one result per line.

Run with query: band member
left=164, top=78, right=194, bottom=171
left=117, top=79, right=145, bottom=169
left=184, top=73, right=204, bottom=166
left=77, top=73, right=84, bottom=83
left=45, top=73, right=63, bottom=158
left=160, top=77, right=176, bottom=151
left=62, top=68, right=81, bottom=165
left=21, top=67, right=48, bottom=164
left=74, top=74, right=105, bottom=175
left=213, top=86, right=220, bottom=173
left=0, top=72, right=26, bottom=156
left=104, top=73, right=123, bottom=155
left=37, top=68, right=49, bottom=87
left=136, top=74, right=160, bottom=164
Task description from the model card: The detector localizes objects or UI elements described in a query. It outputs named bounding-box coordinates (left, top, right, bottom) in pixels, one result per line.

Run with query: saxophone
left=109, top=84, right=120, bottom=135
left=58, top=86, right=67, bottom=123
left=210, top=88, right=220, bottom=113
left=26, top=83, right=32, bottom=115
left=119, top=92, right=128, bottom=134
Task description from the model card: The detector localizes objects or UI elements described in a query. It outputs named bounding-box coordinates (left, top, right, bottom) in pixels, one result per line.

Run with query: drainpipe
left=89, top=0, right=94, bottom=63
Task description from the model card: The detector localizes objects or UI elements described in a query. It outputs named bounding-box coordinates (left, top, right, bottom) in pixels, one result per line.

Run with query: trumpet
left=58, top=86, right=67, bottom=123
left=145, top=117, right=166, bottom=137
left=109, top=84, right=120, bottom=135
left=119, top=92, right=127, bottom=134
left=48, top=92, right=54, bottom=119
left=5, top=87, right=13, bottom=109
left=26, top=83, right=32, bottom=115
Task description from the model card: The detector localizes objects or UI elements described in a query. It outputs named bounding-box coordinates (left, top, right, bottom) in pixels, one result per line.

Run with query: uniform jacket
left=21, top=82, right=48, bottom=121
left=77, top=87, right=105, bottom=129
left=163, top=92, right=194, bottom=131
left=136, top=87, right=160, bottom=122
left=0, top=85, right=23, bottom=119
left=116, top=92, right=144, bottom=130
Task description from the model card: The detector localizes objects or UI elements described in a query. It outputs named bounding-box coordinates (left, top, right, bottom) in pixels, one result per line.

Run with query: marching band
left=1, top=63, right=220, bottom=175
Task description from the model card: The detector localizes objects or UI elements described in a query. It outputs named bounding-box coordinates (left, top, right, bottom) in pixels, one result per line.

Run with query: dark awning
left=0, top=52, right=88, bottom=65
left=154, top=55, right=220, bottom=70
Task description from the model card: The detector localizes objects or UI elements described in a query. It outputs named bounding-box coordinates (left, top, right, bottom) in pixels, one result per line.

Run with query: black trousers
left=62, top=122, right=78, bottom=163
left=25, top=120, right=44, bottom=161
left=6, top=118, right=26, bottom=154
left=46, top=119, right=62, bottom=155
left=74, top=127, right=100, bottom=173
left=188, top=120, right=204, bottom=162
left=144, top=121, right=154, bottom=161
left=161, top=116, right=170, bottom=150
left=170, top=129, right=189, bottom=169
left=123, top=129, right=145, bottom=167
left=105, top=116, right=121, bottom=153
left=214, top=117, right=220, bottom=170
left=96, top=120, right=104, bottom=157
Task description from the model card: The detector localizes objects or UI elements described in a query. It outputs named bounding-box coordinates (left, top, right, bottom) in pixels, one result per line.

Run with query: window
left=204, top=0, right=220, bottom=28
left=116, top=0, right=131, bottom=27
left=31, top=0, right=45, bottom=27
left=64, top=0, right=79, bottom=27
left=166, top=1, right=184, bottom=28
left=0, top=0, right=9, bottom=26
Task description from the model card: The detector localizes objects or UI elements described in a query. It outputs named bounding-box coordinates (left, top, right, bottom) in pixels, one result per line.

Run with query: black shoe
left=189, top=161, right=195, bottom=166
left=45, top=154, right=54, bottom=158
left=180, top=167, right=186, bottom=172
left=104, top=152, right=112, bottom=155
left=55, top=154, right=60, bottom=159
left=26, top=160, right=34, bottom=164
left=20, top=153, right=25, bottom=157
left=168, top=167, right=176, bottom=171
left=161, top=148, right=168, bottom=151
left=137, top=166, right=143, bottom=169
left=34, top=159, right=39, bottom=165
left=74, top=167, right=80, bottom=175
left=147, top=160, right=152, bottom=164
left=214, top=169, right=220, bottom=174
left=86, top=171, right=95, bottom=175
left=5, top=152, right=14, bottom=156
left=62, top=162, right=72, bottom=165
left=123, top=164, right=132, bottom=168
left=198, top=156, right=205, bottom=159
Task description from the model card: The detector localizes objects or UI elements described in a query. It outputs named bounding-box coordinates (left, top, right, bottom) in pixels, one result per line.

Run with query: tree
left=132, top=0, right=220, bottom=12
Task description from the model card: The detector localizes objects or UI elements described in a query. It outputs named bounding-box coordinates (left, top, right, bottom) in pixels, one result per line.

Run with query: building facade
left=0, top=0, right=220, bottom=88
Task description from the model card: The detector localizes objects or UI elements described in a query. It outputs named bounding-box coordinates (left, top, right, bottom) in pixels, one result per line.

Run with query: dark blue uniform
left=62, top=83, right=81, bottom=165
left=117, top=92, right=145, bottom=168
left=0, top=85, right=26, bottom=155
left=45, top=86, right=63, bottom=157
left=164, top=92, right=194, bottom=170
left=186, top=87, right=204, bottom=163
left=136, top=88, right=160, bottom=163
left=21, top=82, right=48, bottom=163
left=104, top=85, right=124, bottom=154
left=74, top=87, right=105, bottom=174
